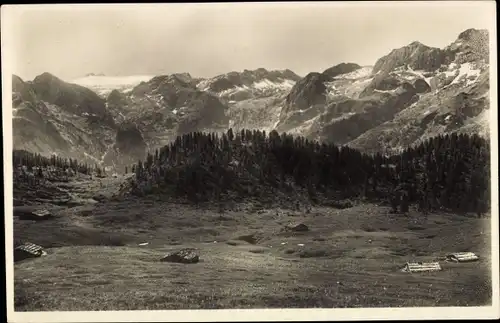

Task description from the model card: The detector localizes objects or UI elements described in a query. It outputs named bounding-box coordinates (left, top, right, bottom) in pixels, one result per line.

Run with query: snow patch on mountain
left=374, top=88, right=398, bottom=94
left=450, top=62, right=481, bottom=86
left=253, top=78, right=295, bottom=90
left=404, top=66, right=433, bottom=84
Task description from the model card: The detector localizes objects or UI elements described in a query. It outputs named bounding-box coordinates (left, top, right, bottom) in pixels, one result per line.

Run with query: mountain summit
left=12, top=28, right=490, bottom=170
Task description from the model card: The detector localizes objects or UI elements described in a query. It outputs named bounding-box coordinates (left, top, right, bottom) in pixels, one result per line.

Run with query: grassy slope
left=13, top=176, right=492, bottom=310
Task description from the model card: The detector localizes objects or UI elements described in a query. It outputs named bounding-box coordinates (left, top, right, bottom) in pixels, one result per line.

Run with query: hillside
left=12, top=142, right=492, bottom=310
left=11, top=105, right=492, bottom=311
left=12, top=74, right=117, bottom=166
left=124, top=129, right=490, bottom=218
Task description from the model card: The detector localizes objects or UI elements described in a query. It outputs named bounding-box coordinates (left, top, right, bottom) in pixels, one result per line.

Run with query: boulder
left=15, top=207, right=53, bottom=221
left=160, top=248, right=199, bottom=264
left=285, top=222, right=309, bottom=232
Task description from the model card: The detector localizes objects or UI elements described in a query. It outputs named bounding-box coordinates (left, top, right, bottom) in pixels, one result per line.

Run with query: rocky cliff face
left=272, top=28, right=490, bottom=151
left=197, top=68, right=302, bottom=132
left=373, top=41, right=448, bottom=74
left=102, top=123, right=148, bottom=172
left=31, top=73, right=115, bottom=127
left=125, top=74, right=230, bottom=147
left=12, top=74, right=117, bottom=164
left=348, top=29, right=490, bottom=153
left=197, top=68, right=301, bottom=100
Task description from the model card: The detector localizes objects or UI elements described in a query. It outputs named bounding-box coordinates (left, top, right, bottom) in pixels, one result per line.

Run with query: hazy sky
left=4, top=2, right=496, bottom=81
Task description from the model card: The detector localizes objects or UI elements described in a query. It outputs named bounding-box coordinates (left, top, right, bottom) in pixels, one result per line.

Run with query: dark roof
left=15, top=242, right=45, bottom=256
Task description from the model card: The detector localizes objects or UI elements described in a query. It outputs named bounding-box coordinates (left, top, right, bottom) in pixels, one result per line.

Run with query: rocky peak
left=251, top=68, right=301, bottom=82
left=32, top=72, right=64, bottom=86
left=200, top=68, right=300, bottom=94
left=131, top=74, right=195, bottom=98
left=447, top=28, right=489, bottom=64
left=12, top=74, right=28, bottom=94
left=12, top=74, right=37, bottom=106
left=283, top=72, right=329, bottom=114
left=408, top=41, right=427, bottom=48
left=373, top=42, right=446, bottom=74
left=107, top=89, right=128, bottom=106
left=12, top=74, right=24, bottom=86
left=29, top=72, right=115, bottom=127
left=150, top=74, right=192, bottom=88
left=280, top=69, right=302, bottom=81
left=170, top=73, right=193, bottom=84
left=458, top=28, right=488, bottom=41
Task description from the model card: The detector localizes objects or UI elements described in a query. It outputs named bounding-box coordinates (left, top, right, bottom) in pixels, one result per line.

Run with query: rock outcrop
left=160, top=248, right=200, bottom=264
left=373, top=41, right=447, bottom=74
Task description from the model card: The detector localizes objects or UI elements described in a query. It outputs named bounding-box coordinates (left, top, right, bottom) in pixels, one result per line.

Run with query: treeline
left=12, top=150, right=105, bottom=178
left=130, top=129, right=490, bottom=215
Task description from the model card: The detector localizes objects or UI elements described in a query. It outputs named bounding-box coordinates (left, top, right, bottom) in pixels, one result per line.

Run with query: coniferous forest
left=127, top=129, right=491, bottom=215
left=11, top=130, right=491, bottom=216
left=12, top=150, right=104, bottom=185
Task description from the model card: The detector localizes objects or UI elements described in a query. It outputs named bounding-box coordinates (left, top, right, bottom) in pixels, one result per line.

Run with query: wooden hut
left=446, top=252, right=479, bottom=263
left=401, top=262, right=442, bottom=273
left=14, top=242, right=47, bottom=262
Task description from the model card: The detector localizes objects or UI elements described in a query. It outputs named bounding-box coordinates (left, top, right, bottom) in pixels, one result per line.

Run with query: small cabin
left=14, top=242, right=47, bottom=262
left=15, top=207, right=53, bottom=221
left=446, top=252, right=479, bottom=263
left=401, top=262, right=442, bottom=273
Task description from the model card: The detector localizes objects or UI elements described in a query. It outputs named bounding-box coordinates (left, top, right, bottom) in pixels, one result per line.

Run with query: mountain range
left=11, top=28, right=490, bottom=171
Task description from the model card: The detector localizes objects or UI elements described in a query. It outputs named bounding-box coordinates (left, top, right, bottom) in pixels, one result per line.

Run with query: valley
left=13, top=173, right=492, bottom=310
left=10, top=25, right=493, bottom=312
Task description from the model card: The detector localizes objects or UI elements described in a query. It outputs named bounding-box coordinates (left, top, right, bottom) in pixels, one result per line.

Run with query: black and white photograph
left=2, top=2, right=498, bottom=322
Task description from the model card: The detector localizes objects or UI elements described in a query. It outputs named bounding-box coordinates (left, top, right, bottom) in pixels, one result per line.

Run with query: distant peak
left=322, top=62, right=362, bottom=78
left=408, top=41, right=427, bottom=48
left=33, top=72, right=63, bottom=83
left=304, top=72, right=324, bottom=79
left=171, top=72, right=192, bottom=78
left=85, top=72, right=106, bottom=77
left=241, top=68, right=268, bottom=74
left=12, top=74, right=24, bottom=83
left=108, top=89, right=123, bottom=96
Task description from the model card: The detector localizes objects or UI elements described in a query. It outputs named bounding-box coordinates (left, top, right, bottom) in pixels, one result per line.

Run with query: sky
left=3, top=2, right=496, bottom=81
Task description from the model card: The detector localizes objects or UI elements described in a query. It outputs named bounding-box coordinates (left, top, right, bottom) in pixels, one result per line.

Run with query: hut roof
left=446, top=252, right=479, bottom=262
left=15, top=242, right=46, bottom=257
left=401, top=262, right=442, bottom=272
